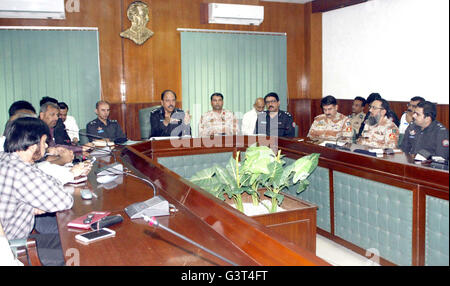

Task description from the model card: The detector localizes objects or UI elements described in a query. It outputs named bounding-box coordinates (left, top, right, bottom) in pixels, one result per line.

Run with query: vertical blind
left=0, top=28, right=101, bottom=133
left=180, top=31, right=287, bottom=137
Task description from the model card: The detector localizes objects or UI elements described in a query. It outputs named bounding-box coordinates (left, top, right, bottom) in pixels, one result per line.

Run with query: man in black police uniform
left=255, top=92, right=295, bottom=138
left=86, top=101, right=127, bottom=143
left=149, top=90, right=191, bottom=138
left=400, top=101, right=449, bottom=160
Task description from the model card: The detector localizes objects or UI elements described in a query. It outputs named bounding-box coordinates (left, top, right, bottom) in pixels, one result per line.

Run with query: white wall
left=323, top=0, right=449, bottom=104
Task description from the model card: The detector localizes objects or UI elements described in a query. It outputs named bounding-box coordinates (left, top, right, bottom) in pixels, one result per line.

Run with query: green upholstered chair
left=1, top=221, right=41, bottom=266
left=398, top=133, right=404, bottom=146
left=138, top=105, right=161, bottom=139
left=78, top=128, right=89, bottom=145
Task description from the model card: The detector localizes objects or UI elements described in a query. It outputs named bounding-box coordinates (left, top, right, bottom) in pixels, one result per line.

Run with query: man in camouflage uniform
left=348, top=96, right=366, bottom=142
left=307, top=95, right=353, bottom=142
left=198, top=93, right=237, bottom=137
left=86, top=101, right=127, bottom=143
left=357, top=98, right=399, bottom=149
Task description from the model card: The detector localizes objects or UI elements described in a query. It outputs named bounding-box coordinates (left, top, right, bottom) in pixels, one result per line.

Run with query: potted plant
left=190, top=144, right=319, bottom=214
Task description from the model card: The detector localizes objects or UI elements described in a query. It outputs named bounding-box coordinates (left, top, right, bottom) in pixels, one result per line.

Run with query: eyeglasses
left=369, top=105, right=384, bottom=110
left=265, top=100, right=277, bottom=104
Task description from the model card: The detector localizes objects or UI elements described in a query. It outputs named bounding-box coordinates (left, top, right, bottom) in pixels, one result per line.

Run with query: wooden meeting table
left=56, top=146, right=327, bottom=266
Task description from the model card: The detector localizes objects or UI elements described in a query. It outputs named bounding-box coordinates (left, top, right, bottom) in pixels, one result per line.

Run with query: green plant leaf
left=190, top=167, right=216, bottom=182
left=276, top=193, right=284, bottom=206
left=215, top=165, right=236, bottom=188
left=296, top=179, right=310, bottom=194
left=264, top=190, right=276, bottom=198
left=225, top=156, right=241, bottom=186
left=292, top=153, right=319, bottom=184
left=267, top=161, right=285, bottom=189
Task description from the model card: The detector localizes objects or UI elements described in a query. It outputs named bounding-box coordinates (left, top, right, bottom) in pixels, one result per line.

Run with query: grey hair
left=40, top=102, right=59, bottom=113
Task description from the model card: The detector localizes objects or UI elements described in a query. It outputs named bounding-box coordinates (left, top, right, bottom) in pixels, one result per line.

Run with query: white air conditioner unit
left=0, top=0, right=65, bottom=20
left=208, top=3, right=264, bottom=26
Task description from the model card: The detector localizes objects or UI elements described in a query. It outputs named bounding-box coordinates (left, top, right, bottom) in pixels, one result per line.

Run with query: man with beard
left=400, top=101, right=448, bottom=160
left=150, top=90, right=191, bottom=137
left=357, top=98, right=399, bottom=149
left=255, top=92, right=295, bottom=138
left=198, top=93, right=238, bottom=137
left=307, top=95, right=352, bottom=142
left=0, top=117, right=74, bottom=265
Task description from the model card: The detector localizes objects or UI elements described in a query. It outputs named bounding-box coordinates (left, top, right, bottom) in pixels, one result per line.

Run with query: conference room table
left=56, top=136, right=448, bottom=266
left=56, top=144, right=327, bottom=266
left=57, top=157, right=259, bottom=266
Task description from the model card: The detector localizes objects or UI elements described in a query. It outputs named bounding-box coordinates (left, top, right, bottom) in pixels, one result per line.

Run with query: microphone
left=353, top=149, right=377, bottom=157
left=70, top=129, right=105, bottom=141
left=69, top=128, right=125, bottom=146
left=76, top=129, right=128, bottom=145
left=98, top=165, right=156, bottom=197
left=324, top=133, right=351, bottom=151
left=68, top=129, right=117, bottom=161
left=144, top=216, right=238, bottom=266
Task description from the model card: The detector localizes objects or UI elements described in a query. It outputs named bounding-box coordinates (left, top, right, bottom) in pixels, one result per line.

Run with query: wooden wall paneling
left=288, top=98, right=311, bottom=137
left=312, top=0, right=368, bottom=13
left=122, top=0, right=155, bottom=103
left=436, top=104, right=449, bottom=129
left=263, top=2, right=306, bottom=100
left=304, top=3, right=322, bottom=100
left=0, top=0, right=319, bottom=138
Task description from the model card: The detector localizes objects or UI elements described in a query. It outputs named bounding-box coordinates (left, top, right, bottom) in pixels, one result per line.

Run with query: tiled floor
left=316, top=235, right=380, bottom=266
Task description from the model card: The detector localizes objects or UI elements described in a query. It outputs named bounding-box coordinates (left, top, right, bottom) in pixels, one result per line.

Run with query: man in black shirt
left=255, top=92, right=295, bottom=138
left=149, top=90, right=191, bottom=138
left=400, top=101, right=449, bottom=160
left=86, top=101, right=127, bottom=143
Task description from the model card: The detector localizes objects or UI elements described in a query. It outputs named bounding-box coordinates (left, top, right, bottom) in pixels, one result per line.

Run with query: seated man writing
left=0, top=117, right=74, bottom=265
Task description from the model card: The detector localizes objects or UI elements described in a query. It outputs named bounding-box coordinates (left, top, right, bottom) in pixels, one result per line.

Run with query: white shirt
left=0, top=136, right=4, bottom=152
left=241, top=108, right=259, bottom=135
left=399, top=113, right=409, bottom=134
left=64, top=115, right=79, bottom=141
left=36, top=161, right=75, bottom=185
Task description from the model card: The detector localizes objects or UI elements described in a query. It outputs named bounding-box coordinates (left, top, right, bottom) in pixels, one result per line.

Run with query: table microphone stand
left=144, top=216, right=238, bottom=266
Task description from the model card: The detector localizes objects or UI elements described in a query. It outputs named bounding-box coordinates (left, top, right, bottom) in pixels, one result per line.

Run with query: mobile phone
left=75, top=228, right=115, bottom=244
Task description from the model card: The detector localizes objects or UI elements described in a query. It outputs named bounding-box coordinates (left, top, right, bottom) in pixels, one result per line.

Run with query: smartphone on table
left=75, top=228, right=115, bottom=244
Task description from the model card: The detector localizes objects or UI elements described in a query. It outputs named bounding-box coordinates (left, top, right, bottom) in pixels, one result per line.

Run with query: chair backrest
left=138, top=105, right=161, bottom=139
left=0, top=220, right=41, bottom=266
left=78, top=128, right=89, bottom=145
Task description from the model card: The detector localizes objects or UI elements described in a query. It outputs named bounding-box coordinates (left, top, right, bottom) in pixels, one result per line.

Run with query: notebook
left=67, top=211, right=111, bottom=229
